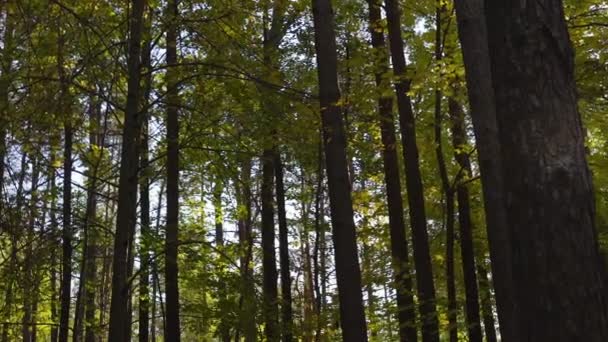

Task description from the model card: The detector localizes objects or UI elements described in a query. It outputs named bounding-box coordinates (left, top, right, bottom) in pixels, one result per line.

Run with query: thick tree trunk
left=107, top=0, right=145, bottom=339
left=485, top=1, right=608, bottom=340
left=310, top=0, right=368, bottom=339
left=452, top=1, right=518, bottom=339
left=384, top=0, right=440, bottom=340
left=275, top=150, right=293, bottom=342
left=164, top=0, right=181, bottom=340
left=367, top=1, right=417, bottom=340
left=448, top=98, right=483, bottom=342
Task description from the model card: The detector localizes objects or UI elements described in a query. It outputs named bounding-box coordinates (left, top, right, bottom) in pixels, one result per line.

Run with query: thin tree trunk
left=312, top=139, right=324, bottom=342
left=164, top=0, right=181, bottom=339
left=275, top=150, right=293, bottom=342
left=367, top=1, right=417, bottom=340
left=431, top=8, right=459, bottom=341
left=213, top=179, right=231, bottom=342
left=384, top=0, right=440, bottom=340
left=448, top=98, right=483, bottom=342
left=261, top=148, right=279, bottom=341
left=485, top=1, right=608, bottom=340
left=476, top=263, right=497, bottom=342
left=107, top=0, right=145, bottom=339
left=236, top=157, right=256, bottom=342
left=310, top=0, right=368, bottom=339
left=452, top=0, right=517, bottom=339
left=49, top=146, right=59, bottom=342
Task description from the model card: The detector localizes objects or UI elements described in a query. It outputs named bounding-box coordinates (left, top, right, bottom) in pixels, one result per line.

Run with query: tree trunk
left=485, top=1, right=608, bottom=340
left=448, top=98, right=483, bottom=342
left=310, top=0, right=368, bottom=339
left=384, top=0, right=440, bottom=340
left=214, top=179, right=231, bottom=342
left=452, top=0, right=518, bottom=339
left=164, top=0, right=181, bottom=340
left=476, top=263, right=497, bottom=342
left=236, top=157, right=256, bottom=342
left=367, top=1, right=417, bottom=340
left=275, top=150, right=294, bottom=342
left=107, top=0, right=145, bottom=339
left=312, top=139, right=325, bottom=342
left=261, top=148, right=280, bottom=341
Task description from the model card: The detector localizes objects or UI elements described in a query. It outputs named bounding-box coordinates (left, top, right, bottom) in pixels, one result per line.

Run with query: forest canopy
left=0, top=0, right=607, bottom=341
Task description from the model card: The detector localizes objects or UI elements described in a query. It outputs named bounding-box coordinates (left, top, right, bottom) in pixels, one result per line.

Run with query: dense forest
left=1, top=0, right=607, bottom=341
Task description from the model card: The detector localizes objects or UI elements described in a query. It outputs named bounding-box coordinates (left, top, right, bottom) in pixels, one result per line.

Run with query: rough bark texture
left=448, top=98, right=482, bottom=342
left=165, top=0, right=181, bottom=340
left=384, top=0, right=440, bottom=340
left=452, top=0, right=518, bottom=339
left=107, top=0, right=145, bottom=339
left=311, top=0, right=368, bottom=339
left=485, top=1, right=608, bottom=340
left=367, top=1, right=417, bottom=340
left=275, top=151, right=293, bottom=342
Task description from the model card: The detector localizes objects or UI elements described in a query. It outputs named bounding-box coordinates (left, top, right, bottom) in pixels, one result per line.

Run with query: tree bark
left=367, top=1, right=417, bottom=340
left=476, top=263, right=497, bottom=342
left=448, top=98, right=482, bottom=342
left=261, top=148, right=280, bottom=341
left=138, top=7, right=153, bottom=342
left=310, top=0, right=368, bottom=339
left=384, top=0, right=440, bottom=340
left=165, top=0, right=181, bottom=340
left=452, top=0, right=518, bottom=339
left=107, top=0, right=145, bottom=339
left=485, top=1, right=608, bottom=340
left=275, top=150, right=293, bottom=342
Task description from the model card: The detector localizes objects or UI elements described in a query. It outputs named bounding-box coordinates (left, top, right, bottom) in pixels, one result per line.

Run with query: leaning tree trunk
left=452, top=0, right=518, bottom=339
left=107, top=0, right=145, bottom=340
left=384, top=0, right=440, bottom=340
left=485, top=1, right=608, bottom=340
left=367, top=1, right=417, bottom=340
left=310, top=0, right=368, bottom=339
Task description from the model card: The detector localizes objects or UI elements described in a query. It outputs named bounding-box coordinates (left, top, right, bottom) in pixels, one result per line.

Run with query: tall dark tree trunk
left=138, top=12, right=153, bottom=340
left=384, top=0, right=440, bottom=340
left=49, top=145, right=59, bottom=342
left=164, top=0, right=181, bottom=340
left=430, top=4, right=458, bottom=342
left=367, top=1, right=417, bottom=340
left=452, top=1, right=518, bottom=339
left=485, top=1, right=608, bottom=340
left=59, top=126, right=73, bottom=342
left=261, top=148, right=280, bottom=341
left=275, top=150, right=293, bottom=342
left=107, top=0, right=145, bottom=340
left=310, top=0, right=368, bottom=339
left=448, top=98, right=482, bottom=342
left=476, top=263, right=497, bottom=342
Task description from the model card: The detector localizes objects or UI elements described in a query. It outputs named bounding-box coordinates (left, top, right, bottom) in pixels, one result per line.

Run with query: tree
left=310, top=0, right=368, bottom=339
left=165, top=0, right=181, bottom=340
left=384, top=0, right=440, bottom=340
left=367, top=0, right=417, bottom=340
left=485, top=1, right=608, bottom=340
left=108, top=0, right=146, bottom=340
left=452, top=0, right=518, bottom=339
